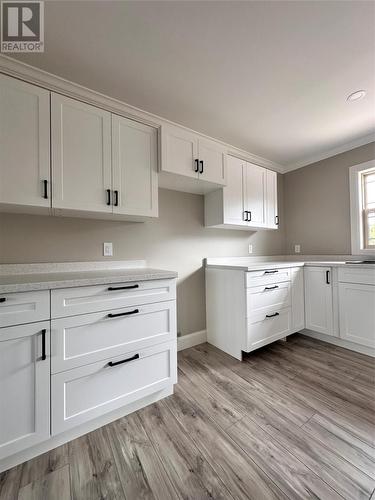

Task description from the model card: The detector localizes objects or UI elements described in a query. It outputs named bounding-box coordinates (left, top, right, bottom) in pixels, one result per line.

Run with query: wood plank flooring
left=1, top=333, right=374, bottom=500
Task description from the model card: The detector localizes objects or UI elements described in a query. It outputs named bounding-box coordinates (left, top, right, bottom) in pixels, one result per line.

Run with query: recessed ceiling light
left=347, top=90, right=366, bottom=102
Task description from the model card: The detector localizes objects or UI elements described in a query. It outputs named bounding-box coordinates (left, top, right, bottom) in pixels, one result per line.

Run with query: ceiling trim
left=0, top=54, right=285, bottom=173
left=284, top=133, right=375, bottom=173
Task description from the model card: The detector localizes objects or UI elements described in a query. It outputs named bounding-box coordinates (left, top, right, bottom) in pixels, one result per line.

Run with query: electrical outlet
left=248, top=244, right=253, bottom=254
left=294, top=244, right=301, bottom=254
left=103, top=242, right=113, bottom=257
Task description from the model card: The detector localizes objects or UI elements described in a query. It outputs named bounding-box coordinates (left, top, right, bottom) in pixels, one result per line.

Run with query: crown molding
left=0, top=54, right=284, bottom=173
left=284, top=133, right=375, bottom=173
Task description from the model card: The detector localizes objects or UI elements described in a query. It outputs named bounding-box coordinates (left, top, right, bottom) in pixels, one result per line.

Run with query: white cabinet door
left=198, top=138, right=226, bottom=185
left=244, top=162, right=266, bottom=228
left=304, top=267, right=334, bottom=336
left=0, top=322, right=50, bottom=459
left=291, top=267, right=305, bottom=332
left=112, top=115, right=158, bottom=217
left=223, top=155, right=247, bottom=226
left=51, top=94, right=112, bottom=213
left=266, top=169, right=278, bottom=229
left=0, top=74, right=50, bottom=210
left=339, top=283, right=375, bottom=348
left=160, top=125, right=198, bottom=179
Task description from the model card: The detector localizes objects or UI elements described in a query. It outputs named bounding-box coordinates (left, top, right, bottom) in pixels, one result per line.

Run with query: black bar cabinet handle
left=0, top=297, right=6, bottom=303
left=264, top=270, right=278, bottom=274
left=107, top=308, right=139, bottom=318
left=194, top=159, right=199, bottom=173
left=43, top=180, right=48, bottom=199
left=243, top=211, right=247, bottom=222
left=265, top=285, right=279, bottom=290
left=108, top=353, right=139, bottom=367
left=108, top=284, right=139, bottom=291
left=266, top=312, right=280, bottom=318
left=199, top=160, right=204, bottom=174
left=275, top=215, right=279, bottom=225
left=247, top=211, right=252, bottom=222
left=114, top=190, right=119, bottom=207
left=326, top=270, right=330, bottom=285
left=106, top=189, right=111, bottom=206
left=41, top=329, right=46, bottom=360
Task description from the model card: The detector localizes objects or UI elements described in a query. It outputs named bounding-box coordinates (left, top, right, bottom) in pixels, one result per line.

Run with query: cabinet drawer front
left=246, top=268, right=290, bottom=288
left=51, top=279, right=176, bottom=318
left=247, top=282, right=290, bottom=316
left=247, top=308, right=291, bottom=351
left=51, top=341, right=177, bottom=434
left=51, top=300, right=176, bottom=373
left=0, top=291, right=50, bottom=328
left=338, top=267, right=375, bottom=286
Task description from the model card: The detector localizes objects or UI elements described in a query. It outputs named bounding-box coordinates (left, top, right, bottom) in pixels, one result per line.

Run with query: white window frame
left=349, top=159, right=375, bottom=255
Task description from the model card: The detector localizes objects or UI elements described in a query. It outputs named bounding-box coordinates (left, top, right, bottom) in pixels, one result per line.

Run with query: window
left=350, top=160, right=375, bottom=255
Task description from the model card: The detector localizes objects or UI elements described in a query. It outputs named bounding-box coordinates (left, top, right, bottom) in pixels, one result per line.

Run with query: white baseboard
left=301, top=329, right=375, bottom=357
left=177, top=330, right=207, bottom=351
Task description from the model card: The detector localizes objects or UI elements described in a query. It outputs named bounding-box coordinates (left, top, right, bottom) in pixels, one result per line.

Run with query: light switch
left=103, top=242, right=113, bottom=257
left=294, top=244, right=301, bottom=254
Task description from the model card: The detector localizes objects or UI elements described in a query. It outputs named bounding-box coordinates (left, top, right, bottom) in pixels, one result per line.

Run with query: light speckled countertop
left=205, top=258, right=375, bottom=272
left=0, top=262, right=177, bottom=294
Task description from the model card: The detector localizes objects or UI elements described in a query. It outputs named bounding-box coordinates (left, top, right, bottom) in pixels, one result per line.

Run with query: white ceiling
left=14, top=0, right=375, bottom=169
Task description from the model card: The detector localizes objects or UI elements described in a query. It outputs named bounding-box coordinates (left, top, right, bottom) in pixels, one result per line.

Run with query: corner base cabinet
left=0, top=277, right=177, bottom=472
left=206, top=266, right=303, bottom=360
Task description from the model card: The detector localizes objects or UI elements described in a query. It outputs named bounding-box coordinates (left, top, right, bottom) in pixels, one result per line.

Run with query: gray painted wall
left=284, top=142, right=375, bottom=255
left=0, top=180, right=285, bottom=336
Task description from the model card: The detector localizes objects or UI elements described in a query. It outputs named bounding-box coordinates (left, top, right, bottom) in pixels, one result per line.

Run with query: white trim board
left=300, top=329, right=375, bottom=358
left=284, top=134, right=375, bottom=172
left=0, top=54, right=283, bottom=174
left=177, top=330, right=207, bottom=351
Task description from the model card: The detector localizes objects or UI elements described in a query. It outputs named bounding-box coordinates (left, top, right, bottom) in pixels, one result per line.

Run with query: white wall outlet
left=248, top=244, right=253, bottom=254
left=294, top=244, right=301, bottom=254
left=103, top=242, right=113, bottom=257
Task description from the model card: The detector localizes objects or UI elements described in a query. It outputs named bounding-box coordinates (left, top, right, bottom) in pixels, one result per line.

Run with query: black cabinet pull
left=266, top=312, right=279, bottom=318
left=106, top=189, right=111, bottom=206
left=247, top=211, right=252, bottom=222
left=107, top=308, right=139, bottom=318
left=114, top=190, right=119, bottom=207
left=0, top=297, right=6, bottom=303
left=194, top=159, right=199, bottom=173
left=108, top=353, right=139, bottom=367
left=243, top=211, right=247, bottom=222
left=41, top=329, right=46, bottom=360
left=199, top=160, right=204, bottom=174
left=326, top=270, right=330, bottom=285
left=264, top=270, right=278, bottom=274
left=265, top=285, right=279, bottom=290
left=43, top=180, right=48, bottom=199
left=275, top=215, right=279, bottom=225
left=107, top=284, right=139, bottom=291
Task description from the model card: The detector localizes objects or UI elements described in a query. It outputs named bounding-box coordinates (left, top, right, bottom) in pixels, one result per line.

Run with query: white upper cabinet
left=304, top=267, right=334, bottom=336
left=244, top=162, right=266, bottom=228
left=161, top=125, right=198, bottom=179
left=51, top=94, right=112, bottom=214
left=0, top=74, right=50, bottom=212
left=205, top=155, right=278, bottom=230
left=266, top=169, right=278, bottom=228
left=160, top=124, right=226, bottom=191
left=197, top=138, right=226, bottom=185
left=112, top=115, right=158, bottom=218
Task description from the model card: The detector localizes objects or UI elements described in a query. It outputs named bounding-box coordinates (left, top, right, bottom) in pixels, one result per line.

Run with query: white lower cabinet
left=52, top=341, right=177, bottom=434
left=304, top=266, right=334, bottom=336
left=0, top=322, right=50, bottom=460
left=247, top=308, right=291, bottom=351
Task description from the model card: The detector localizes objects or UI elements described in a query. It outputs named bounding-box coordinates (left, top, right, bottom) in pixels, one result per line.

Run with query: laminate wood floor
left=1, top=334, right=374, bottom=500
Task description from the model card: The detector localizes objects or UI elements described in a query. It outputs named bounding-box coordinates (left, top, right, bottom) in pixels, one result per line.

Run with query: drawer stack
left=50, top=279, right=177, bottom=434
left=246, top=268, right=292, bottom=351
